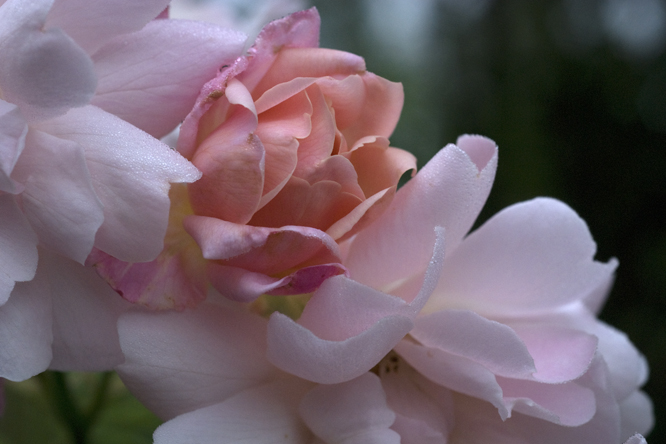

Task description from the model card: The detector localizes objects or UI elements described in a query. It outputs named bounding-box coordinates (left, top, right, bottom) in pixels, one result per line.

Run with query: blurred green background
left=1, top=0, right=664, bottom=442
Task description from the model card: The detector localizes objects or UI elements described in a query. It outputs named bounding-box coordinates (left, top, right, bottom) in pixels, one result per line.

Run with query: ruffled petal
left=13, top=129, right=103, bottom=263
left=0, top=263, right=52, bottom=381
left=299, top=373, right=401, bottom=444
left=91, top=19, right=246, bottom=138
left=36, top=105, right=201, bottom=262
left=425, top=197, right=618, bottom=316
left=153, top=379, right=313, bottom=444
left=268, top=310, right=412, bottom=384
left=44, top=254, right=130, bottom=371
left=0, top=0, right=96, bottom=121
left=116, top=302, right=278, bottom=420
left=46, top=0, right=171, bottom=54
left=346, top=137, right=497, bottom=292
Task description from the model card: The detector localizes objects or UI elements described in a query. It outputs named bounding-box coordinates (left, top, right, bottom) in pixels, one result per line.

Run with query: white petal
left=0, top=263, right=52, bottom=381
left=0, top=99, right=28, bottom=193
left=44, top=253, right=130, bottom=371
left=13, top=129, right=103, bottom=263
left=36, top=105, right=201, bottom=262
left=0, top=195, right=38, bottom=305
left=0, top=0, right=96, bottom=121
left=300, top=373, right=401, bottom=444
left=425, top=198, right=617, bottom=316
left=92, top=19, right=246, bottom=138
left=153, top=379, right=313, bottom=444
left=117, top=302, right=278, bottom=420
left=46, top=0, right=170, bottom=54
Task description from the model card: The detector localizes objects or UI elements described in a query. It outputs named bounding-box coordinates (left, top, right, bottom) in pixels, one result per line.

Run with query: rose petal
left=0, top=0, right=96, bottom=121
left=0, top=100, right=28, bottom=193
left=153, top=379, right=313, bottom=444
left=46, top=0, right=171, bottom=54
left=44, top=253, right=130, bottom=371
left=299, top=373, right=400, bottom=444
left=0, top=195, right=38, bottom=305
left=91, top=19, right=246, bottom=138
left=117, top=303, right=278, bottom=420
left=268, top=310, right=413, bottom=384
left=425, top=197, right=618, bottom=316
left=346, top=139, right=497, bottom=292
left=13, top=129, right=104, bottom=263
left=36, top=105, right=201, bottom=262
left=0, top=263, right=52, bottom=381
left=184, top=217, right=341, bottom=275
left=619, top=392, right=653, bottom=440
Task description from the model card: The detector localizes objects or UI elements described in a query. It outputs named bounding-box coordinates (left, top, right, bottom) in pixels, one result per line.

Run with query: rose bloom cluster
left=0, top=3, right=653, bottom=444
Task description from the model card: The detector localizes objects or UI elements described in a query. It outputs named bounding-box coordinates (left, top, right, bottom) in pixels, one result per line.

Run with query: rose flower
left=91, top=8, right=415, bottom=308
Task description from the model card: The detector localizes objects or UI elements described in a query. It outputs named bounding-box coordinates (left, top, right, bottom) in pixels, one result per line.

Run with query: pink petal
left=511, top=324, right=597, bottom=383
left=348, top=141, right=417, bottom=198
left=0, top=195, right=38, bottom=305
left=91, top=19, right=246, bottom=138
left=13, top=129, right=103, bottom=263
left=208, top=263, right=347, bottom=302
left=87, top=247, right=207, bottom=311
left=36, top=105, right=201, bottom=262
left=0, top=0, right=96, bottom=121
left=117, top=303, right=278, bottom=420
left=0, top=100, right=28, bottom=193
left=345, top=138, right=497, bottom=291
left=395, top=340, right=511, bottom=419
left=299, top=373, right=401, bottom=444
left=380, top=363, right=453, bottom=443
left=498, top=377, right=596, bottom=426
left=0, top=263, right=53, bottom=381
left=43, top=253, right=130, bottom=371
left=46, top=0, right=171, bottom=54
left=236, top=8, right=321, bottom=93
left=184, top=217, right=341, bottom=275
left=410, top=310, right=536, bottom=379
left=267, top=310, right=413, bottom=384
left=425, top=197, right=618, bottom=316
left=153, top=379, right=313, bottom=444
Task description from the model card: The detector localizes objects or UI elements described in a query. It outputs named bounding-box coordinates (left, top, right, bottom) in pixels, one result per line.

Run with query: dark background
left=310, top=0, right=666, bottom=441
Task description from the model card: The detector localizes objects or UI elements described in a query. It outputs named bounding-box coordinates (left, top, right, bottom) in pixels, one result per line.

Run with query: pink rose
left=91, top=8, right=415, bottom=308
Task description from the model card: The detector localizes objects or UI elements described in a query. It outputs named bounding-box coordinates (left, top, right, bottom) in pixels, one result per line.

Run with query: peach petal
left=189, top=86, right=264, bottom=223
left=252, top=47, right=366, bottom=99
left=184, top=216, right=341, bottom=275
left=256, top=90, right=312, bottom=206
left=249, top=176, right=361, bottom=232
left=301, top=155, right=364, bottom=199
left=349, top=143, right=417, bottom=197
left=325, top=187, right=394, bottom=241
left=293, top=84, right=338, bottom=178
left=254, top=77, right=317, bottom=114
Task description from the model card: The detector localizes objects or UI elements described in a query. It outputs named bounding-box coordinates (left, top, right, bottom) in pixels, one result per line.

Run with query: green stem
left=85, top=372, right=113, bottom=426
left=38, top=372, right=88, bottom=444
